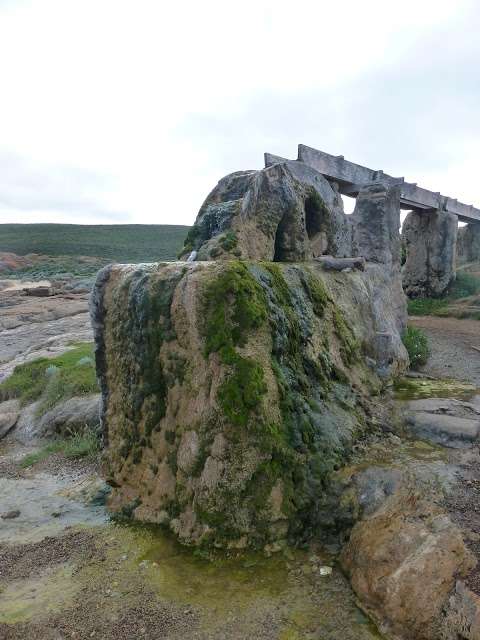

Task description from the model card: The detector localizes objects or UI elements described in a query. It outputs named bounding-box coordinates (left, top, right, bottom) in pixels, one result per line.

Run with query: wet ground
left=0, top=440, right=383, bottom=640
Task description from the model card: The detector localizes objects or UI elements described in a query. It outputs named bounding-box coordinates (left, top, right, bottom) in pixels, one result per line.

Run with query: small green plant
left=19, top=427, right=100, bottom=468
left=402, top=326, right=430, bottom=369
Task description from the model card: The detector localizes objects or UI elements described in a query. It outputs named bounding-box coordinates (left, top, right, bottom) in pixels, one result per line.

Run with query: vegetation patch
left=408, top=271, right=480, bottom=319
left=19, top=427, right=100, bottom=468
left=0, top=223, right=189, bottom=263
left=203, top=261, right=268, bottom=427
left=402, top=326, right=430, bottom=369
left=110, top=269, right=184, bottom=460
left=332, top=308, right=359, bottom=365
left=0, top=343, right=98, bottom=414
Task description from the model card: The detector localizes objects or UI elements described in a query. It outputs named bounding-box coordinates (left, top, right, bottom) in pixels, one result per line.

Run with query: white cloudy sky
left=0, top=0, right=479, bottom=225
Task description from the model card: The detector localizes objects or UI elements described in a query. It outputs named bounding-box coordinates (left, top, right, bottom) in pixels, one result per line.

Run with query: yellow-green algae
left=0, top=564, right=79, bottom=624
left=394, top=377, right=477, bottom=401
left=1, top=521, right=384, bottom=638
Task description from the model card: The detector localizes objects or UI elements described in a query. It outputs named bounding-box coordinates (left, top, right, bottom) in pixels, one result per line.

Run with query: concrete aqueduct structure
left=265, top=145, right=480, bottom=297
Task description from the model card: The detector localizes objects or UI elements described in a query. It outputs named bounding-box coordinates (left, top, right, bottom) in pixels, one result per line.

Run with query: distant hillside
left=0, top=224, right=190, bottom=262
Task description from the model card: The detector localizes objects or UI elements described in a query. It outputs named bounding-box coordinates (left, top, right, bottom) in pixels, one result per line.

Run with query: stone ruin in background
left=179, top=144, right=480, bottom=298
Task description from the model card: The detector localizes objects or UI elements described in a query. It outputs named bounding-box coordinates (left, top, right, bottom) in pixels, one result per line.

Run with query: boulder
left=13, top=394, right=101, bottom=443
left=403, top=398, right=480, bottom=448
left=405, top=413, right=480, bottom=448
left=341, top=482, right=475, bottom=639
left=177, top=161, right=352, bottom=262
left=402, top=210, right=458, bottom=297
left=37, top=394, right=101, bottom=437
left=91, top=260, right=408, bottom=549
left=0, top=399, right=20, bottom=439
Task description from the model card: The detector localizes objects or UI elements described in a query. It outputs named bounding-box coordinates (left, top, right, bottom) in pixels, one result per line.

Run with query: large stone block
left=402, top=210, right=458, bottom=297
left=177, top=161, right=353, bottom=262
left=351, top=184, right=407, bottom=335
left=91, top=260, right=408, bottom=549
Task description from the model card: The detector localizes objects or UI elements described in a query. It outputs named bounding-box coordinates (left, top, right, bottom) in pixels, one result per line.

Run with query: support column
left=352, top=183, right=408, bottom=376
left=457, top=223, right=480, bottom=265
left=402, top=210, right=457, bottom=298
left=352, top=183, right=402, bottom=272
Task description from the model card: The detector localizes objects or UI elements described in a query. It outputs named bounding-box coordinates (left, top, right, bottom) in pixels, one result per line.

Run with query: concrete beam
left=264, top=145, right=480, bottom=224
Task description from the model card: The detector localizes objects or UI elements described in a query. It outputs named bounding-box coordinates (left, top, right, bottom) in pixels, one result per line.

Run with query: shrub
left=402, top=326, right=430, bottom=369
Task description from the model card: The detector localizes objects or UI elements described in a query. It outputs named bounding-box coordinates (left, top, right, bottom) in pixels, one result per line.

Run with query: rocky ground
left=1, top=283, right=480, bottom=639
left=0, top=281, right=92, bottom=382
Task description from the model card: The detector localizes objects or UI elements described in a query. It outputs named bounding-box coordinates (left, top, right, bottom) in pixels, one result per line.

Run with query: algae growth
left=1, top=518, right=383, bottom=639
left=394, top=377, right=478, bottom=401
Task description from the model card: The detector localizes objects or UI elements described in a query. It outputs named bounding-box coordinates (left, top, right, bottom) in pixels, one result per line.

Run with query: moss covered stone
left=95, top=260, right=402, bottom=549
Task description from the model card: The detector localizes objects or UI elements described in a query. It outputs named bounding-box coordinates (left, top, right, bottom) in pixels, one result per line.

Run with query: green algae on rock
left=92, top=259, right=408, bottom=549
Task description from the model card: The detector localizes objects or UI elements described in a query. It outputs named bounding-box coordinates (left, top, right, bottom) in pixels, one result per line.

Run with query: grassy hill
left=0, top=224, right=189, bottom=263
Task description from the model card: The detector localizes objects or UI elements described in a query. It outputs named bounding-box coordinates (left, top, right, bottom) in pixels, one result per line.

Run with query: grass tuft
left=19, top=427, right=100, bottom=468
left=402, top=326, right=430, bottom=369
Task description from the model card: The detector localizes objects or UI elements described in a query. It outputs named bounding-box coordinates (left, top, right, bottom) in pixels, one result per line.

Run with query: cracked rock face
left=91, top=260, right=407, bottom=549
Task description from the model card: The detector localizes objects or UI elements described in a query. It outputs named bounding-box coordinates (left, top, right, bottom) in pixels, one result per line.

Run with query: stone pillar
left=402, top=210, right=457, bottom=298
left=457, top=223, right=480, bottom=265
left=352, top=183, right=402, bottom=272
left=352, top=183, right=408, bottom=375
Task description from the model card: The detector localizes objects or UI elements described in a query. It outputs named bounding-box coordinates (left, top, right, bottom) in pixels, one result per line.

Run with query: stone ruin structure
left=90, top=147, right=480, bottom=639
left=91, top=145, right=411, bottom=548
left=91, top=146, right=480, bottom=549
left=250, top=145, right=478, bottom=298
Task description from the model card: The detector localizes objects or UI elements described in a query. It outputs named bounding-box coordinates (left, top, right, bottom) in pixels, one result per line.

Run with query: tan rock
left=341, top=490, right=475, bottom=639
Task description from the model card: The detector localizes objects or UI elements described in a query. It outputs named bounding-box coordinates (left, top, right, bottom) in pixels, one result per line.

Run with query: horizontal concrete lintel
left=294, top=144, right=480, bottom=224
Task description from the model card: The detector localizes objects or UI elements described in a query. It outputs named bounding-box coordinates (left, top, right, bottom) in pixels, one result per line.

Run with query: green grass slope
left=0, top=223, right=190, bottom=262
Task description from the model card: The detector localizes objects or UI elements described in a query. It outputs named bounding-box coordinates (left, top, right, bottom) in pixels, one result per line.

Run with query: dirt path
left=409, top=315, right=480, bottom=386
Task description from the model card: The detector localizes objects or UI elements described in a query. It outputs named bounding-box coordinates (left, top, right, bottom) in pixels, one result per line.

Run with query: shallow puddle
left=394, top=377, right=478, bottom=401
left=0, top=443, right=385, bottom=638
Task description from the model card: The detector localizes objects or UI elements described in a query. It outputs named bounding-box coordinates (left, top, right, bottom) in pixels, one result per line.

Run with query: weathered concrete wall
left=457, top=224, right=480, bottom=265
left=402, top=210, right=458, bottom=297
left=91, top=261, right=408, bottom=549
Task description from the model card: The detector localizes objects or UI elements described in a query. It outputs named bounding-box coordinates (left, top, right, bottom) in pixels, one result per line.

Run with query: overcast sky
left=0, top=0, right=479, bottom=226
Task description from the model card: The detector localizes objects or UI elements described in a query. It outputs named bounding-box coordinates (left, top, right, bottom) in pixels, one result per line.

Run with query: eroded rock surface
left=177, top=161, right=351, bottom=262
left=92, top=260, right=407, bottom=548
left=402, top=210, right=458, bottom=297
